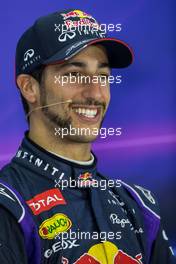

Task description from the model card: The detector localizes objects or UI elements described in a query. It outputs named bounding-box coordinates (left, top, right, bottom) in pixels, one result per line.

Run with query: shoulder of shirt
left=120, top=180, right=161, bottom=218
left=0, top=156, right=29, bottom=185
left=97, top=172, right=161, bottom=219
left=0, top=162, right=11, bottom=180
left=0, top=164, right=27, bottom=222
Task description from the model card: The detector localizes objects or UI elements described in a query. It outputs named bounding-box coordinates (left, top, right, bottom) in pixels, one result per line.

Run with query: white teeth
left=73, top=108, right=98, bottom=118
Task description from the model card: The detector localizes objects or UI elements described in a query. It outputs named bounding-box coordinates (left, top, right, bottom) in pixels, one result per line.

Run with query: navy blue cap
left=15, top=9, right=133, bottom=77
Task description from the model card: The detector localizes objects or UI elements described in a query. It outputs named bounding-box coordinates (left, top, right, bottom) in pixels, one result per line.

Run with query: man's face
left=40, top=44, right=111, bottom=143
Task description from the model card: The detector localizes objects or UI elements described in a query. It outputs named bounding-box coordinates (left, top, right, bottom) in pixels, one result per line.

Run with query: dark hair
left=19, top=65, right=45, bottom=123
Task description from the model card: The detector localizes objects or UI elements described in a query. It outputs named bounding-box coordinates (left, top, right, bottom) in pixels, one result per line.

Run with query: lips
left=71, top=105, right=102, bottom=124
left=74, top=108, right=98, bottom=118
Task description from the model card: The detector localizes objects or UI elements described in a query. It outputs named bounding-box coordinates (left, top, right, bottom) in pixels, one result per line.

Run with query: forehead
left=62, top=45, right=108, bottom=67
left=44, top=44, right=110, bottom=74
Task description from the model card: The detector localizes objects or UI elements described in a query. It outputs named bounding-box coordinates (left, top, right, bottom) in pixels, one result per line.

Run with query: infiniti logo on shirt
left=15, top=149, right=65, bottom=178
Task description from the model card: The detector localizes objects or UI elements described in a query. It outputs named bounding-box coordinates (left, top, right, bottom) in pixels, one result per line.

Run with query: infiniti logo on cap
left=24, top=49, right=35, bottom=61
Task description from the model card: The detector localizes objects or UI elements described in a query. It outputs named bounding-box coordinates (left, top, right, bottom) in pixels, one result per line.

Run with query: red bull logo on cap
left=74, top=241, right=143, bottom=264
left=61, top=10, right=95, bottom=21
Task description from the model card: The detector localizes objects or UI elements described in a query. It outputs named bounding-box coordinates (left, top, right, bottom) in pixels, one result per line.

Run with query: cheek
left=104, top=89, right=111, bottom=112
left=43, top=78, right=65, bottom=101
left=58, top=86, right=75, bottom=101
left=103, top=86, right=111, bottom=104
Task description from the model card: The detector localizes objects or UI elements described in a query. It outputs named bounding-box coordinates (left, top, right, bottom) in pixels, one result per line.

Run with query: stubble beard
left=40, top=86, right=106, bottom=143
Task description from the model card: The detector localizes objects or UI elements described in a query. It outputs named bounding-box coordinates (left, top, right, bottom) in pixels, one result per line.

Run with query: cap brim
left=44, top=37, right=133, bottom=68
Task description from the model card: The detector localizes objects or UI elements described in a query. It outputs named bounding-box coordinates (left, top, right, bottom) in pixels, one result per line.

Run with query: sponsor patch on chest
left=26, top=188, right=66, bottom=215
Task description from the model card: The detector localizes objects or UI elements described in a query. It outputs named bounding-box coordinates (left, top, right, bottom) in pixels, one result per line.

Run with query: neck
left=28, top=117, right=92, bottom=162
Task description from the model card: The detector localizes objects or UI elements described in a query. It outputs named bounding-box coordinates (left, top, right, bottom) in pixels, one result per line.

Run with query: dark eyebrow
left=56, top=61, right=110, bottom=70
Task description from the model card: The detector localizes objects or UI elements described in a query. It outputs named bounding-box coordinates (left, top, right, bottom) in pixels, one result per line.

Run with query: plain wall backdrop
left=0, top=0, right=175, bottom=252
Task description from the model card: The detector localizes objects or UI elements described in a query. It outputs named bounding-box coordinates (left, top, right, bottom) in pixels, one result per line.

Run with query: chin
left=66, top=134, right=98, bottom=143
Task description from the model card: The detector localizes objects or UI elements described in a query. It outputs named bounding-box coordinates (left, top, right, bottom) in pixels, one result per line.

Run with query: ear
left=16, top=74, right=39, bottom=104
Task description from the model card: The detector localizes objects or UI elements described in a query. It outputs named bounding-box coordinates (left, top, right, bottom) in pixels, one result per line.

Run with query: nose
left=82, top=78, right=105, bottom=101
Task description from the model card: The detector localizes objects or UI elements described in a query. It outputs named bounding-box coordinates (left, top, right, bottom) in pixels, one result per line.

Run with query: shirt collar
left=13, top=132, right=98, bottom=183
left=48, top=151, right=94, bottom=166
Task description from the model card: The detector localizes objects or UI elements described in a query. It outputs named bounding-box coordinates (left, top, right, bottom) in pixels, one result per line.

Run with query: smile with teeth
left=73, top=108, right=98, bottom=118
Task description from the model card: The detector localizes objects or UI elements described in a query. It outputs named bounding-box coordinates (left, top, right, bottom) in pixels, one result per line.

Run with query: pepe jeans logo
left=110, top=213, right=131, bottom=228
left=24, top=49, right=35, bottom=61
left=39, top=213, right=72, bottom=239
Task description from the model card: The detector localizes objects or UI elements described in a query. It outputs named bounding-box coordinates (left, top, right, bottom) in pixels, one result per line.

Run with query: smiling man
left=26, top=45, right=110, bottom=155
left=0, top=8, right=175, bottom=264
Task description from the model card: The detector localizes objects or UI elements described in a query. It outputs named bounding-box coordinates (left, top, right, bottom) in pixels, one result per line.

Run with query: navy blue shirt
left=0, top=134, right=175, bottom=264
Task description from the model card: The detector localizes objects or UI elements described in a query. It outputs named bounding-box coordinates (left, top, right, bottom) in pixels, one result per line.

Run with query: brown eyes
left=63, top=71, right=110, bottom=78
left=63, top=71, right=81, bottom=77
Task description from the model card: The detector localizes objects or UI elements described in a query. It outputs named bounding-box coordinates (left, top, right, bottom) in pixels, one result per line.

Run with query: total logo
left=61, top=10, right=95, bottom=21
left=39, top=213, right=72, bottom=239
left=26, top=188, right=66, bottom=215
left=74, top=241, right=143, bottom=264
left=110, top=213, right=130, bottom=228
